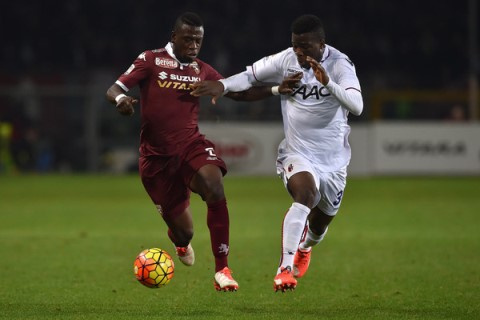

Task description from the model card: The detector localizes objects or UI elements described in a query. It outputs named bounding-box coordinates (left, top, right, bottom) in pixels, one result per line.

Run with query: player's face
left=171, top=24, right=204, bottom=63
left=291, top=32, right=325, bottom=69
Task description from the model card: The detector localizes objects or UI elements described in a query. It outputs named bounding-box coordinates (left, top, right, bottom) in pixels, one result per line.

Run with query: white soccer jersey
left=249, top=45, right=362, bottom=172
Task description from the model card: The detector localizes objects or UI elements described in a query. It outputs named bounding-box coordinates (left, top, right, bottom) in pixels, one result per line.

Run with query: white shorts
left=276, top=153, right=347, bottom=216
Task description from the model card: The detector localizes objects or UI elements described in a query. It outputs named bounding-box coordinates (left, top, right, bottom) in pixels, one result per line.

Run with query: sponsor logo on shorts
left=288, top=164, right=294, bottom=172
left=205, top=147, right=218, bottom=161
left=155, top=57, right=178, bottom=69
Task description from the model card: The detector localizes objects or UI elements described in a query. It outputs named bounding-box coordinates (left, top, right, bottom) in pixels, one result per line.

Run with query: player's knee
left=309, top=209, right=334, bottom=235
left=199, top=179, right=225, bottom=202
left=293, top=189, right=320, bottom=208
left=309, top=218, right=329, bottom=235
left=311, top=224, right=327, bottom=236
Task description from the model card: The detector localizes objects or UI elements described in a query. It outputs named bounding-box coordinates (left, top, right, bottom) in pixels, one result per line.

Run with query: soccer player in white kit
left=191, top=14, right=363, bottom=292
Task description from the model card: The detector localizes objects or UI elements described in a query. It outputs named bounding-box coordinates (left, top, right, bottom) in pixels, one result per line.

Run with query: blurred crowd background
left=0, top=0, right=477, bottom=172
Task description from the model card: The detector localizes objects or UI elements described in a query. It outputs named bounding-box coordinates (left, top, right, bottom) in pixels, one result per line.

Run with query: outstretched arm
left=226, top=72, right=303, bottom=101
left=225, top=86, right=275, bottom=101
left=190, top=72, right=303, bottom=104
left=189, top=71, right=253, bottom=104
left=106, top=83, right=138, bottom=116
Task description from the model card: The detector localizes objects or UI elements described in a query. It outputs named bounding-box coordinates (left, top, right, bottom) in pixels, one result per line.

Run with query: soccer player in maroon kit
left=106, top=12, right=274, bottom=291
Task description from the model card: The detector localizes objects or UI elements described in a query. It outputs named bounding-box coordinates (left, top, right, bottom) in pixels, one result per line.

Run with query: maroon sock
left=207, top=198, right=230, bottom=272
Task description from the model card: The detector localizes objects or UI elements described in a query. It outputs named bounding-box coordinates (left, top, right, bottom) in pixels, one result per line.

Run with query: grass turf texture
left=0, top=175, right=479, bottom=319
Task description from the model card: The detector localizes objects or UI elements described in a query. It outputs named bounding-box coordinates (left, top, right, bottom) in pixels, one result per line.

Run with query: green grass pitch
left=0, top=175, right=479, bottom=319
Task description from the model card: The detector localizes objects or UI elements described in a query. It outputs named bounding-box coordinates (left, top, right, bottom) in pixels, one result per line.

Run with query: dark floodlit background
left=0, top=0, right=478, bottom=172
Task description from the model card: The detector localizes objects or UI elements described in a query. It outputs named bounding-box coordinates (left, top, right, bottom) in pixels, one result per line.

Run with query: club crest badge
left=189, top=61, right=200, bottom=74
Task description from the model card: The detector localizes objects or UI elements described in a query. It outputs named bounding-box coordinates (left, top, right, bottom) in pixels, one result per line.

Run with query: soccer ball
left=133, top=248, right=174, bottom=288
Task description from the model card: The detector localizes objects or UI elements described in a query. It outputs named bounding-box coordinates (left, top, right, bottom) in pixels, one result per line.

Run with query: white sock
left=277, top=202, right=310, bottom=274
left=299, top=226, right=328, bottom=251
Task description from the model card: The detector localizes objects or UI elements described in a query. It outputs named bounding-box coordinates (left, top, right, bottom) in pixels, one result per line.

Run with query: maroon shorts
left=139, top=138, right=227, bottom=219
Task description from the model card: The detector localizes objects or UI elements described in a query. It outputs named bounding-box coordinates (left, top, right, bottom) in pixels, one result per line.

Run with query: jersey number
left=333, top=190, right=344, bottom=206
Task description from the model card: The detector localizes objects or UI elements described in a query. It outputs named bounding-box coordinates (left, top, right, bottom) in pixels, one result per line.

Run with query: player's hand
left=116, top=96, right=138, bottom=116
left=190, top=81, right=225, bottom=105
left=306, top=56, right=329, bottom=85
left=279, top=72, right=303, bottom=94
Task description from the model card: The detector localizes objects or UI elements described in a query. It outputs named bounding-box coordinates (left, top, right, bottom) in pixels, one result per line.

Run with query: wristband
left=115, top=93, right=127, bottom=104
left=271, top=86, right=280, bottom=96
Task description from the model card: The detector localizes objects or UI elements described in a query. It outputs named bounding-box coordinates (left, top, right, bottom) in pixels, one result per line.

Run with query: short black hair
left=291, top=14, right=325, bottom=40
left=174, top=12, right=203, bottom=31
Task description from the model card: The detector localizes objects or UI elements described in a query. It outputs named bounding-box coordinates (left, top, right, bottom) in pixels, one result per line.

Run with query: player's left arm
left=190, top=79, right=285, bottom=103
left=190, top=69, right=257, bottom=104
left=307, top=56, right=363, bottom=116
left=224, top=86, right=273, bottom=101
left=191, top=51, right=289, bottom=104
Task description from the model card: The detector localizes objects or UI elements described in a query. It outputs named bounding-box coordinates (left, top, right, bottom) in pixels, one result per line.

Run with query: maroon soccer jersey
left=116, top=44, right=223, bottom=156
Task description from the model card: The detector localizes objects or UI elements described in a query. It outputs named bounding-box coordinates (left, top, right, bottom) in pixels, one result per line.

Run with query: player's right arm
left=106, top=84, right=138, bottom=116
left=106, top=51, right=151, bottom=116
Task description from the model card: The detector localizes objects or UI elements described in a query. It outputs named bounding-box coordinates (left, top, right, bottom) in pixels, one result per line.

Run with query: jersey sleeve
left=221, top=49, right=288, bottom=92
left=250, top=50, right=288, bottom=84
left=330, top=57, right=361, bottom=91
left=325, top=57, right=363, bottom=115
left=116, top=51, right=153, bottom=91
left=203, top=63, right=223, bottom=81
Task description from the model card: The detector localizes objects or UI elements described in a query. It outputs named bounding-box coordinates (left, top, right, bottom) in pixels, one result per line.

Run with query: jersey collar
left=165, top=42, right=191, bottom=69
left=321, top=45, right=330, bottom=63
